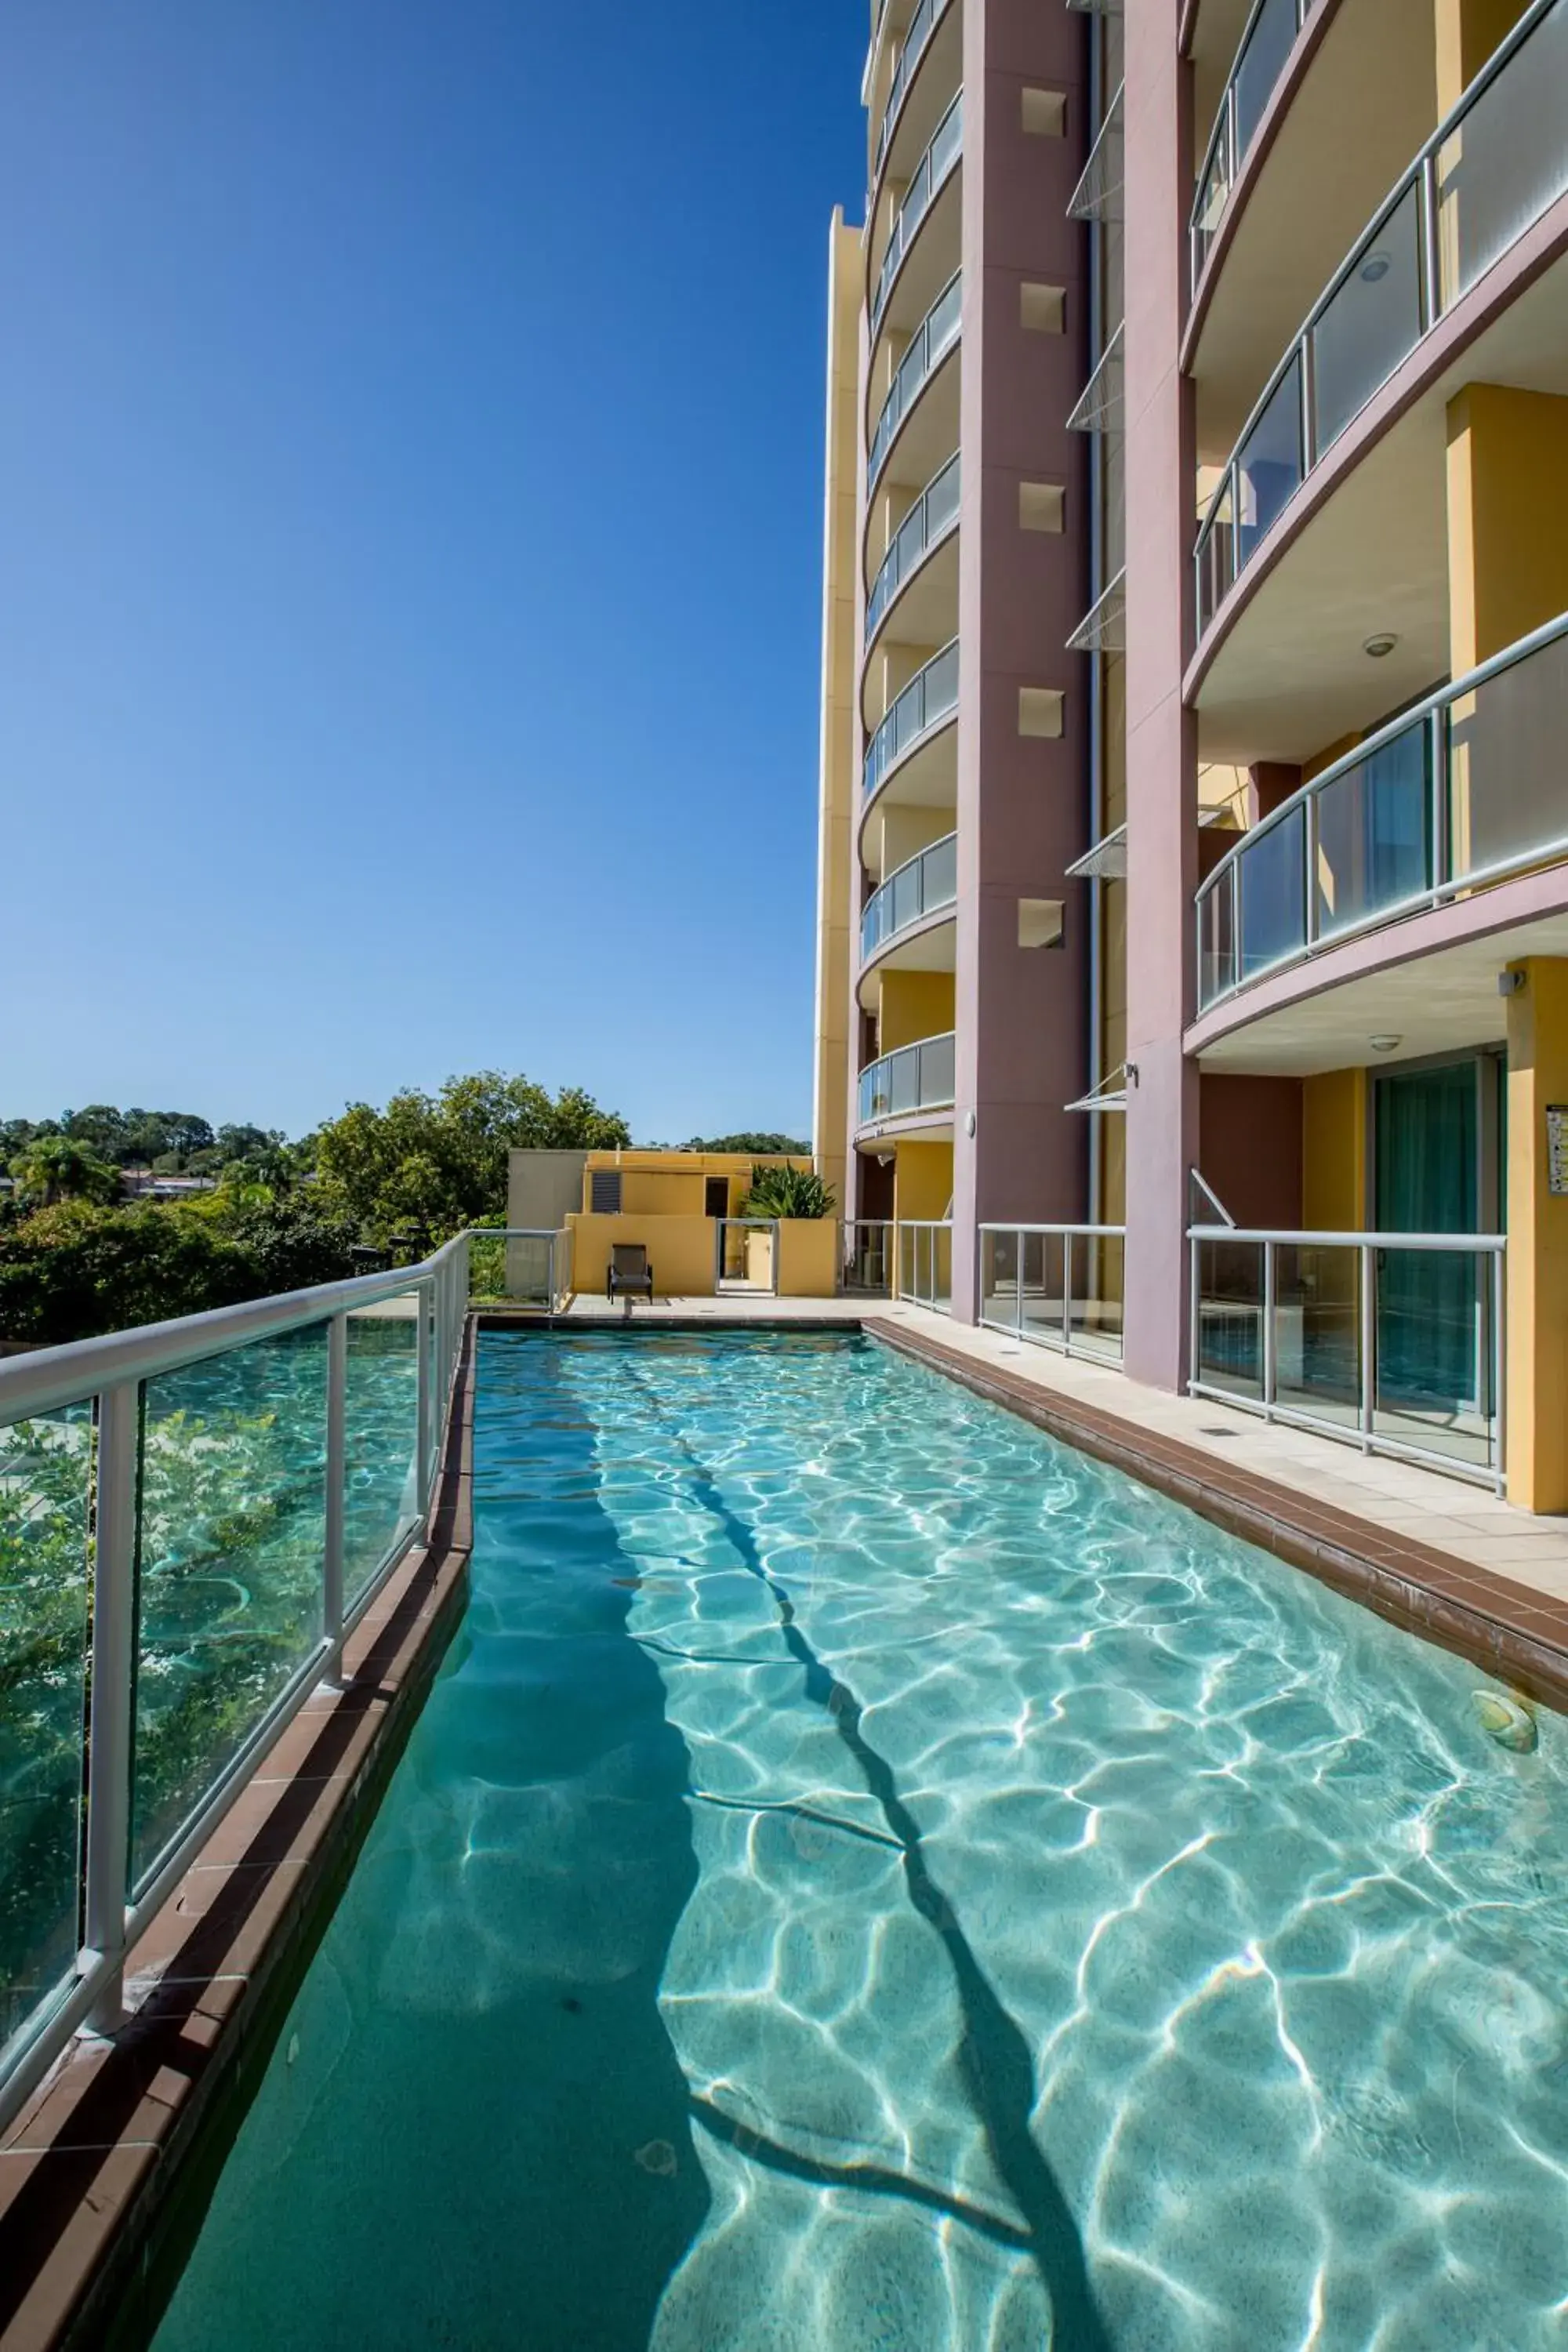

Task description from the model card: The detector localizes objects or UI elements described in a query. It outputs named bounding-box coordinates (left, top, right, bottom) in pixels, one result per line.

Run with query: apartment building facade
left=817, top=0, right=1568, bottom=1510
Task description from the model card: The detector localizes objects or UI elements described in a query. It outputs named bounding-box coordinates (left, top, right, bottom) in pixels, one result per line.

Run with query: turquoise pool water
left=155, top=1330, right=1568, bottom=2350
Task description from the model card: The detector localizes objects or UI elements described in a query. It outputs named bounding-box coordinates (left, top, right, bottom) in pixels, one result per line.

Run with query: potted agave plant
left=735, top=1164, right=837, bottom=1289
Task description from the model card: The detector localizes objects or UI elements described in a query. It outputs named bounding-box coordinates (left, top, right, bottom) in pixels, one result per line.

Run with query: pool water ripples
left=155, top=1332, right=1568, bottom=2351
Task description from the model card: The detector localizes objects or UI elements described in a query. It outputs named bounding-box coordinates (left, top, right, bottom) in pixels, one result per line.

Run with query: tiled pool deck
left=5, top=1294, right=1566, bottom=2350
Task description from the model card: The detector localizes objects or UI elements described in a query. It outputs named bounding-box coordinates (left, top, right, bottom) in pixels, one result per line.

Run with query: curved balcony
left=862, top=641, right=959, bottom=804
left=860, top=833, right=957, bottom=969
left=1191, top=0, right=1309, bottom=291
left=857, top=1031, right=956, bottom=1131
left=866, top=454, right=960, bottom=643
left=869, top=93, right=963, bottom=343
left=1194, top=0, right=1568, bottom=641
left=873, top=0, right=958, bottom=195
left=1196, top=612, right=1568, bottom=1013
left=867, top=272, right=960, bottom=494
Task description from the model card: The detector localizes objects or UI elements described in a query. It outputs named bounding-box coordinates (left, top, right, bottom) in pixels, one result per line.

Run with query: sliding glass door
left=1372, top=1058, right=1495, bottom=1457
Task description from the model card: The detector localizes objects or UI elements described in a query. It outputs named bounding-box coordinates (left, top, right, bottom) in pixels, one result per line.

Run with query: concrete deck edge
left=0, top=1323, right=480, bottom=2352
left=868, top=1319, right=1568, bottom=1712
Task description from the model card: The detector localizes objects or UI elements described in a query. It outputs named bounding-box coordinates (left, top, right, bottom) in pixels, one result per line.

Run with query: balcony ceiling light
left=1363, top=632, right=1399, bottom=659
left=1369, top=1035, right=1403, bottom=1053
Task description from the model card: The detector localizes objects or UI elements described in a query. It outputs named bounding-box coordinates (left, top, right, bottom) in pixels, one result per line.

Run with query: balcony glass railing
left=1195, top=0, right=1568, bottom=635
left=980, top=1226, right=1126, bottom=1363
left=860, top=830, right=957, bottom=962
left=1189, top=1224, right=1505, bottom=1484
left=869, top=273, right=960, bottom=490
left=857, top=1030, right=956, bottom=1127
left=866, top=454, right=960, bottom=639
left=871, top=92, right=963, bottom=337
left=863, top=638, right=959, bottom=800
left=898, top=1220, right=953, bottom=1312
left=1196, top=612, right=1568, bottom=1009
left=1191, top=0, right=1307, bottom=289
left=873, top=0, right=954, bottom=187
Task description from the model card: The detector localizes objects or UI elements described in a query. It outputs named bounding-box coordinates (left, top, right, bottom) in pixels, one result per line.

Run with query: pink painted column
left=1122, top=0, right=1199, bottom=1388
left=951, top=0, right=1091, bottom=1320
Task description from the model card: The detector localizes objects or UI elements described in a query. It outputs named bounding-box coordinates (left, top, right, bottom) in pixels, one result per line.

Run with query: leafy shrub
left=739, top=1165, right=836, bottom=1220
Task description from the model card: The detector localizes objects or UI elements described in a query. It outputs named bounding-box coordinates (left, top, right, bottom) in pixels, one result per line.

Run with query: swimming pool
left=154, top=1330, right=1568, bottom=2350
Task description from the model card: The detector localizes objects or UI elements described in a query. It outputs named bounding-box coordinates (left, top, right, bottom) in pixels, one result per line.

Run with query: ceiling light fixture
left=1363, top=633, right=1398, bottom=659
left=1369, top=1034, right=1403, bottom=1053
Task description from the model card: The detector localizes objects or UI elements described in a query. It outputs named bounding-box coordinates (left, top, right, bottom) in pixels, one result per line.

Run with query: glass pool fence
left=1189, top=1225, right=1506, bottom=1486
left=0, top=1224, right=567, bottom=2137
left=979, top=1226, right=1127, bottom=1363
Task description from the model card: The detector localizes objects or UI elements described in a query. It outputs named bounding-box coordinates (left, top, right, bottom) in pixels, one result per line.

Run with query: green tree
left=683, top=1131, right=811, bottom=1156
left=9, top=1136, right=123, bottom=1208
left=314, top=1072, right=630, bottom=1243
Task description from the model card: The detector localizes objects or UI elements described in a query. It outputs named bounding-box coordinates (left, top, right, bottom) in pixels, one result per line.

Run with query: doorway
left=1372, top=1056, right=1500, bottom=1452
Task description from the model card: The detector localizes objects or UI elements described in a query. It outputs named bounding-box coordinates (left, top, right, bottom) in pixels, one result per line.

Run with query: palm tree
left=9, top=1136, right=123, bottom=1208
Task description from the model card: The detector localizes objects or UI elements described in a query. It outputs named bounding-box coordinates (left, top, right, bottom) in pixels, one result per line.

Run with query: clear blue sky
left=1, top=2, right=865, bottom=1144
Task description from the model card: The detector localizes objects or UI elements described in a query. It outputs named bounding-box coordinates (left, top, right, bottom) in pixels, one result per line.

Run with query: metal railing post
left=1189, top=1233, right=1202, bottom=1394
left=1429, top=706, right=1450, bottom=892
left=324, top=1312, right=347, bottom=1684
left=1419, top=151, right=1442, bottom=327
left=85, top=1381, right=140, bottom=2033
left=1359, top=1241, right=1376, bottom=1450
left=1492, top=1246, right=1507, bottom=1488
left=1014, top=1230, right=1025, bottom=1338
left=1062, top=1235, right=1073, bottom=1352
left=1261, top=1240, right=1277, bottom=1409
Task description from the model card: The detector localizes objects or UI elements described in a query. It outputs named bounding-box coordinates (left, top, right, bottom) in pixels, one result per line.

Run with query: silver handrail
left=1189, top=0, right=1308, bottom=289
left=870, top=91, right=963, bottom=338
left=1194, top=0, right=1567, bottom=633
left=866, top=452, right=960, bottom=639
left=862, top=639, right=960, bottom=802
left=978, top=1224, right=1127, bottom=1363
left=860, top=830, right=958, bottom=964
left=873, top=0, right=955, bottom=187
left=868, top=271, right=960, bottom=491
left=1188, top=1224, right=1506, bottom=1490
left=0, top=1221, right=565, bottom=2133
left=1194, top=608, right=1568, bottom=1011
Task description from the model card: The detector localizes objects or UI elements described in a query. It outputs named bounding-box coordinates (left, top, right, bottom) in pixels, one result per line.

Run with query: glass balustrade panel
left=1313, top=722, right=1431, bottom=941
left=920, top=1031, right=956, bottom=1105
left=1069, top=1234, right=1125, bottom=1361
left=1192, top=133, right=1233, bottom=281
left=980, top=1230, right=1021, bottom=1327
left=1437, top=1, right=1568, bottom=309
left=132, top=1326, right=330, bottom=1893
left=1, top=1405, right=92, bottom=2054
left=899, top=1225, right=918, bottom=1300
left=1311, top=183, right=1425, bottom=456
left=926, top=641, right=959, bottom=716
left=1233, top=0, right=1298, bottom=161
left=343, top=1290, right=423, bottom=1611
left=1237, top=804, right=1308, bottom=978
left=1236, top=355, right=1304, bottom=568
left=1373, top=1247, right=1496, bottom=1468
left=924, top=831, right=957, bottom=908
left=888, top=1047, right=920, bottom=1116
left=932, top=1225, right=953, bottom=1311
left=1196, top=1240, right=1265, bottom=1397
left=1449, top=630, right=1568, bottom=881
left=1274, top=1245, right=1362, bottom=1429
left=926, top=456, right=960, bottom=538
left=1021, top=1232, right=1066, bottom=1347
left=1198, top=867, right=1237, bottom=1007
left=1196, top=477, right=1235, bottom=633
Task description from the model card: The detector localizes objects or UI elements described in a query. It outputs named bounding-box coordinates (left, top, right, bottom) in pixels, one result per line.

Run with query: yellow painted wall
left=580, top=1152, right=810, bottom=1218
left=1446, top=386, right=1568, bottom=670
left=877, top=970, right=956, bottom=1052
left=814, top=209, right=863, bottom=1216
left=568, top=1215, right=719, bottom=1297
left=1302, top=1070, right=1367, bottom=1231
left=1505, top=958, right=1568, bottom=1510
left=1435, top=0, right=1530, bottom=111
left=894, top=1138, right=954, bottom=1222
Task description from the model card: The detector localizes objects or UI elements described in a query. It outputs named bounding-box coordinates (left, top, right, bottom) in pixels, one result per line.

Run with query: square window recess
left=1018, top=899, right=1065, bottom=949
left=1020, top=283, right=1066, bottom=334
left=1018, top=687, right=1065, bottom=739
left=1019, top=482, right=1065, bottom=533
left=1022, top=88, right=1067, bottom=136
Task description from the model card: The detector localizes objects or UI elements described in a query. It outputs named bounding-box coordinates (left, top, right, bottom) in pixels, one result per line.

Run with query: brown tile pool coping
left=9, top=1308, right=1566, bottom=2349
left=0, top=1327, right=478, bottom=2352
left=868, top=1319, right=1568, bottom=1714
